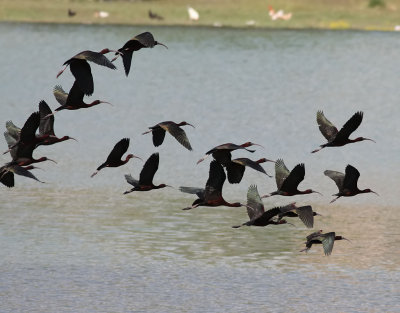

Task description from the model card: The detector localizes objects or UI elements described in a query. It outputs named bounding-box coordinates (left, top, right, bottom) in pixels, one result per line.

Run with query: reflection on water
left=0, top=23, right=399, bottom=312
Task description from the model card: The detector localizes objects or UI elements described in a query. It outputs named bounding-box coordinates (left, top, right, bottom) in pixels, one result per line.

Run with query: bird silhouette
left=226, top=157, right=274, bottom=184
left=300, top=231, right=349, bottom=256
left=232, top=185, right=293, bottom=228
left=57, top=48, right=120, bottom=96
left=324, top=164, right=378, bottom=203
left=312, top=111, right=375, bottom=153
left=277, top=204, right=319, bottom=228
left=123, top=153, right=171, bottom=194
left=112, top=32, right=168, bottom=76
left=142, top=121, right=194, bottom=150
left=262, top=159, right=321, bottom=197
left=197, top=142, right=263, bottom=166
left=180, top=161, right=242, bottom=210
left=91, top=138, right=141, bottom=177
left=0, top=164, right=43, bottom=188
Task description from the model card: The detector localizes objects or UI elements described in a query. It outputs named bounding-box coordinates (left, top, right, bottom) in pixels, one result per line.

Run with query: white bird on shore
left=268, top=6, right=292, bottom=21
left=187, top=6, right=199, bottom=21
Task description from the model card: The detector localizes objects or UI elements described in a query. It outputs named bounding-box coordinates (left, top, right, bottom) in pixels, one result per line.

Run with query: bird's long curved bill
left=313, top=190, right=323, bottom=196
left=342, top=237, right=351, bottom=243
left=157, top=42, right=168, bottom=49
left=196, top=154, right=209, bottom=164
left=47, top=158, right=57, bottom=164
left=365, top=138, right=376, bottom=143
left=100, top=101, right=113, bottom=107
left=132, top=155, right=143, bottom=161
left=56, top=65, right=68, bottom=78
left=187, top=123, right=195, bottom=128
left=90, top=170, right=99, bottom=178
left=43, top=112, right=56, bottom=119
left=69, top=137, right=78, bottom=142
left=261, top=194, right=270, bottom=199
left=371, top=191, right=379, bottom=196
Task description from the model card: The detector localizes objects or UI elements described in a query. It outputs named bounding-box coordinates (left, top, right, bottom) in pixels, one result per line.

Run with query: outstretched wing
left=179, top=186, right=205, bottom=198
left=335, top=111, right=363, bottom=142
left=139, top=153, right=159, bottom=185
left=280, top=163, right=305, bottom=193
left=246, top=185, right=264, bottom=220
left=275, top=159, right=290, bottom=190
left=133, top=32, right=156, bottom=48
left=5, top=121, right=21, bottom=140
left=78, top=50, right=116, bottom=69
left=53, top=85, right=68, bottom=106
left=342, top=164, right=360, bottom=191
left=106, top=138, right=130, bottom=163
left=151, top=126, right=166, bottom=147
left=20, top=112, right=40, bottom=144
left=204, top=161, right=226, bottom=200
left=160, top=123, right=192, bottom=151
left=295, top=205, right=314, bottom=229
left=316, top=111, right=338, bottom=141
left=0, top=167, right=14, bottom=187
left=124, top=174, right=139, bottom=187
left=321, top=232, right=336, bottom=256
left=324, top=170, right=345, bottom=191
left=39, top=100, right=55, bottom=136
left=226, top=162, right=245, bottom=184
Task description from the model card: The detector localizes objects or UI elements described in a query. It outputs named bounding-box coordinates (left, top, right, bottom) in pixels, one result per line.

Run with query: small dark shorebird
left=300, top=230, right=349, bottom=256
left=142, top=121, right=194, bottom=151
left=197, top=142, right=263, bottom=166
left=123, top=153, right=171, bottom=194
left=324, top=164, right=378, bottom=203
left=91, top=138, right=141, bottom=177
left=312, top=111, right=375, bottom=153
left=262, top=159, right=321, bottom=198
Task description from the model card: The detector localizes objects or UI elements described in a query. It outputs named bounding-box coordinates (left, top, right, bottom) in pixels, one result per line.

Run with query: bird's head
left=155, top=41, right=168, bottom=49
left=355, top=136, right=376, bottom=143
left=179, top=121, right=195, bottom=128
left=304, top=189, right=322, bottom=195
left=40, top=157, right=57, bottom=164
left=126, top=154, right=142, bottom=161
left=335, top=236, right=350, bottom=242
left=241, top=142, right=264, bottom=148
left=362, top=188, right=379, bottom=196
left=61, top=136, right=78, bottom=142
left=256, top=158, right=275, bottom=164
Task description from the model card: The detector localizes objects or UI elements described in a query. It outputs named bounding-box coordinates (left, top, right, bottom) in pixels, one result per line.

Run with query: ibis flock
left=1, top=32, right=377, bottom=256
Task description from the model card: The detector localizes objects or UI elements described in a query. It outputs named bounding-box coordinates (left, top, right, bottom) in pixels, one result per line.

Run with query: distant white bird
left=94, top=11, right=109, bottom=18
left=187, top=6, right=199, bottom=21
left=268, top=6, right=292, bottom=21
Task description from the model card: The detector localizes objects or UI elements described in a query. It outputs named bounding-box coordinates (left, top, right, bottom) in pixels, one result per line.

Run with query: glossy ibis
left=68, top=9, right=76, bottom=17
left=197, top=142, right=263, bottom=166
left=57, top=48, right=121, bottom=96
left=142, top=121, right=194, bottom=151
left=180, top=160, right=242, bottom=210
left=300, top=231, right=349, bottom=256
left=277, top=204, right=319, bottom=228
left=0, top=163, right=43, bottom=188
left=226, top=157, right=274, bottom=184
left=123, top=153, right=171, bottom=194
left=262, top=159, right=321, bottom=198
left=232, top=185, right=293, bottom=228
left=37, top=100, right=76, bottom=145
left=50, top=82, right=111, bottom=116
left=324, top=164, right=378, bottom=203
left=4, top=112, right=56, bottom=166
left=91, top=138, right=141, bottom=177
left=112, top=32, right=168, bottom=76
left=312, top=111, right=375, bottom=153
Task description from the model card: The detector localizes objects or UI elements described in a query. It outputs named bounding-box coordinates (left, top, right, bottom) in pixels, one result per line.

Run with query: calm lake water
left=0, top=23, right=399, bottom=312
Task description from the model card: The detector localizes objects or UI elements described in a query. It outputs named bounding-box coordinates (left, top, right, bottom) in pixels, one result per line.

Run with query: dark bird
left=37, top=100, right=76, bottom=145
left=312, top=111, right=375, bottom=153
left=91, top=138, right=141, bottom=177
left=57, top=48, right=121, bottom=96
left=197, top=142, right=263, bottom=166
left=68, top=9, right=76, bottom=17
left=123, top=153, right=171, bottom=194
left=262, top=159, right=321, bottom=198
left=111, top=32, right=168, bottom=76
left=226, top=157, right=274, bottom=184
left=49, top=82, right=111, bottom=116
left=0, top=164, right=43, bottom=188
left=232, top=185, right=293, bottom=228
left=324, top=164, right=378, bottom=203
left=148, top=10, right=164, bottom=20
left=4, top=112, right=56, bottom=166
left=300, top=231, right=349, bottom=256
left=180, top=160, right=242, bottom=210
left=142, top=121, right=194, bottom=151
left=277, top=203, right=319, bottom=229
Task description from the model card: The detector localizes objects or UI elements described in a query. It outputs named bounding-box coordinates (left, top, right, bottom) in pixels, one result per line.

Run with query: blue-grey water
left=0, top=23, right=399, bottom=312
